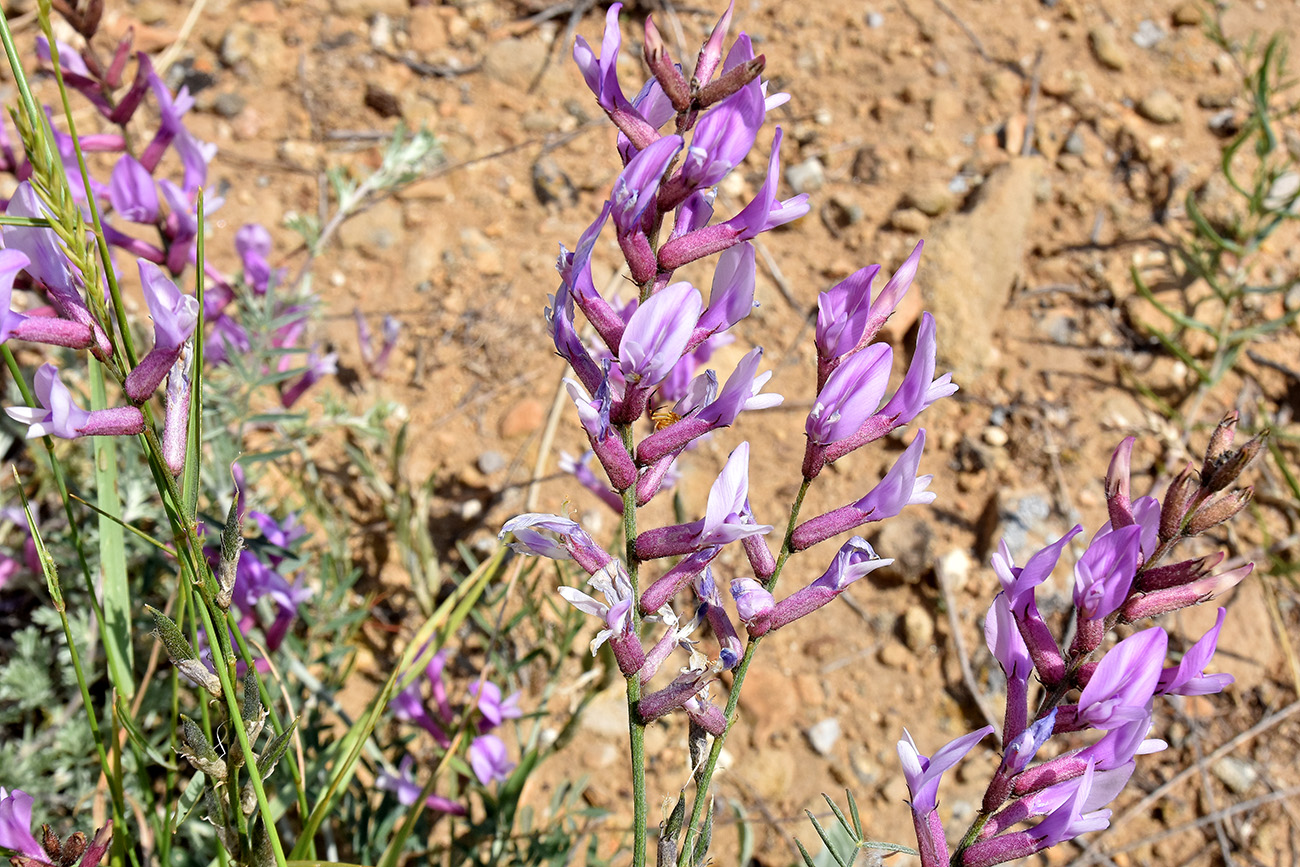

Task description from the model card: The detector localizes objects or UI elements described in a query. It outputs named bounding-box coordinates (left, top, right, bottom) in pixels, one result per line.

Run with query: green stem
left=619, top=423, right=649, bottom=867
left=677, top=476, right=812, bottom=867
left=194, top=592, right=288, bottom=867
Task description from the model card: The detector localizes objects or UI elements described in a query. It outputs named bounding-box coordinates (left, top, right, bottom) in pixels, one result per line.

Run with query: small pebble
left=212, top=92, right=246, bottom=118
left=807, top=719, right=842, bottom=756
left=902, top=605, right=934, bottom=652
left=1131, top=19, right=1166, bottom=49
left=1138, top=89, right=1182, bottom=124
left=458, top=499, right=483, bottom=521
left=1064, top=130, right=1085, bottom=155
left=866, top=11, right=885, bottom=28
left=888, top=207, right=929, bottom=234
left=982, top=425, right=1009, bottom=447
left=1171, top=1, right=1201, bottom=26
left=1212, top=756, right=1259, bottom=794
left=477, top=451, right=506, bottom=474
left=785, top=158, right=826, bottom=194
left=1088, top=25, right=1127, bottom=71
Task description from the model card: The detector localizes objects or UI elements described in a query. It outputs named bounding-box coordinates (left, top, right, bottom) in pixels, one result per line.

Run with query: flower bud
left=1185, top=488, right=1252, bottom=536
left=1203, top=433, right=1266, bottom=494
left=177, top=715, right=226, bottom=779
left=148, top=606, right=221, bottom=697
left=1158, top=464, right=1196, bottom=541
left=215, top=497, right=243, bottom=611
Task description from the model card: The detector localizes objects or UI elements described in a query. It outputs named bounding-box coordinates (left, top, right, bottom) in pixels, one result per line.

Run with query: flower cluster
left=381, top=645, right=522, bottom=813
left=1, top=36, right=329, bottom=461
left=895, top=414, right=1259, bottom=867
left=501, top=1, right=953, bottom=769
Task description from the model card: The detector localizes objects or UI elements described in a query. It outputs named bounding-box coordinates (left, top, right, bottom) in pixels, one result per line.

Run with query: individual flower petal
left=618, top=282, right=702, bottom=389
left=1076, top=627, right=1167, bottom=729
left=108, top=153, right=159, bottom=223
left=805, top=343, right=893, bottom=446
left=0, top=788, right=44, bottom=860
left=1156, top=608, right=1233, bottom=696
left=897, top=725, right=995, bottom=817
left=469, top=734, right=514, bottom=785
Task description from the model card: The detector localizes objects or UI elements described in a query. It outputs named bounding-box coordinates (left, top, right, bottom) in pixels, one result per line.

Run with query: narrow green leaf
left=89, top=358, right=135, bottom=698
left=14, top=468, right=61, bottom=610
left=171, top=771, right=207, bottom=833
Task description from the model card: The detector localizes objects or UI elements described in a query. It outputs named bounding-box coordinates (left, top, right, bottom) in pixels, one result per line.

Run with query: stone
left=869, top=514, right=933, bottom=583
left=878, top=642, right=913, bottom=670
left=277, top=140, right=323, bottom=172
left=220, top=21, right=278, bottom=73
left=888, top=207, right=929, bottom=234
left=1088, top=25, right=1127, bottom=71
left=1212, top=756, right=1259, bottom=794
left=331, top=0, right=407, bottom=17
left=409, top=5, right=446, bottom=55
left=806, top=718, right=841, bottom=756
left=1171, top=2, right=1202, bottom=27
left=901, top=605, right=935, bottom=651
left=211, top=92, right=247, bottom=118
left=740, top=666, right=800, bottom=743
left=904, top=181, right=956, bottom=217
left=785, top=157, right=826, bottom=194
left=499, top=398, right=545, bottom=438
left=935, top=548, right=973, bottom=594
left=1138, top=89, right=1182, bottom=125
left=982, top=425, right=1009, bottom=447
left=1131, top=19, right=1166, bottom=50
left=477, top=450, right=506, bottom=474
left=920, top=157, right=1043, bottom=383
left=482, top=37, right=548, bottom=89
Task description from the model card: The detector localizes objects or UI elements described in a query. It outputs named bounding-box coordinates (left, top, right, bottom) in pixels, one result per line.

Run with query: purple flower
left=573, top=4, right=660, bottom=151
left=693, top=242, right=757, bottom=339
left=0, top=788, right=44, bottom=860
left=898, top=726, right=995, bottom=816
left=877, top=313, right=957, bottom=425
left=657, top=128, right=810, bottom=270
left=0, top=249, right=32, bottom=343
left=499, top=513, right=612, bottom=575
left=1076, top=626, right=1167, bottom=729
left=108, top=153, right=159, bottom=223
left=815, top=241, right=923, bottom=371
left=1156, top=608, right=1233, bottom=696
left=790, top=430, right=933, bottom=551
left=730, top=576, right=775, bottom=623
left=637, top=347, right=781, bottom=465
left=556, top=561, right=644, bottom=674
left=984, top=593, right=1031, bottom=682
left=469, top=734, right=514, bottom=785
left=611, top=135, right=683, bottom=235
left=675, top=80, right=764, bottom=191
left=1073, top=524, right=1141, bottom=621
left=741, top=537, right=893, bottom=635
left=6, top=364, right=145, bottom=439
left=144, top=70, right=216, bottom=191
left=558, top=451, right=625, bottom=514
left=635, top=442, right=772, bottom=558
left=471, top=681, right=522, bottom=729
left=280, top=349, right=337, bottom=408
left=376, top=756, right=467, bottom=816
left=617, top=281, right=702, bottom=418
left=236, top=224, right=283, bottom=293
left=124, top=261, right=199, bottom=401
left=805, top=343, right=893, bottom=446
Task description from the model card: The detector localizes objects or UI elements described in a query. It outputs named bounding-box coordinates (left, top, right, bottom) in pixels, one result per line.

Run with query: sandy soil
left=9, top=0, right=1300, bottom=862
